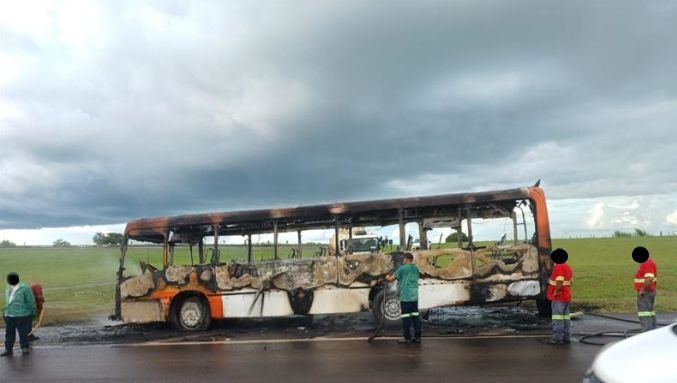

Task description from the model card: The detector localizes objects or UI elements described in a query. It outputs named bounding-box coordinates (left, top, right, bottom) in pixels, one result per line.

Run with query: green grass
left=552, top=237, right=677, bottom=313
left=0, top=236, right=675, bottom=325
left=0, top=247, right=120, bottom=324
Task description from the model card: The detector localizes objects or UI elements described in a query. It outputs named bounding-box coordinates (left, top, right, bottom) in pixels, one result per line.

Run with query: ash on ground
left=27, top=305, right=549, bottom=346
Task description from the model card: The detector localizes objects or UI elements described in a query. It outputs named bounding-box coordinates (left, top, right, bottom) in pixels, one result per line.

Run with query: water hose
left=368, top=281, right=394, bottom=343
left=577, top=312, right=669, bottom=345
left=29, top=307, right=46, bottom=336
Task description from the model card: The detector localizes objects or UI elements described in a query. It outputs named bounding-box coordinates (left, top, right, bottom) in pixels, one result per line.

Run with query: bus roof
left=125, top=186, right=538, bottom=243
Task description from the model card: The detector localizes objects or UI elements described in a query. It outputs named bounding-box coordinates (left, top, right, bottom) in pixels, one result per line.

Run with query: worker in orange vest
left=632, top=246, right=658, bottom=332
left=546, top=248, right=573, bottom=345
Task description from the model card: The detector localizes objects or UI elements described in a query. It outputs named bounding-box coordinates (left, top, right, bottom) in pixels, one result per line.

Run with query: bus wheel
left=372, top=289, right=401, bottom=325
left=177, top=296, right=211, bottom=331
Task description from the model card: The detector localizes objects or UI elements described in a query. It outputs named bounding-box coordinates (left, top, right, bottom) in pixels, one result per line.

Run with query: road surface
left=4, top=309, right=674, bottom=382
left=0, top=335, right=601, bottom=382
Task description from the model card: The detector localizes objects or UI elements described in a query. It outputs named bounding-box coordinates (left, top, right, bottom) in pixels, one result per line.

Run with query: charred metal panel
left=119, top=244, right=540, bottom=318
left=288, top=288, right=314, bottom=315
left=121, top=301, right=163, bottom=323
left=118, top=186, right=551, bottom=321
left=120, top=272, right=155, bottom=299
left=415, top=249, right=473, bottom=280
left=215, top=265, right=256, bottom=290
left=124, top=187, right=533, bottom=241
left=307, top=286, right=370, bottom=314
left=412, top=244, right=538, bottom=282
left=311, top=256, right=338, bottom=285
left=165, top=266, right=194, bottom=284
left=418, top=281, right=471, bottom=309
left=221, top=290, right=294, bottom=317
left=469, top=283, right=508, bottom=303
left=337, top=254, right=393, bottom=285
left=507, top=280, right=541, bottom=297
left=472, top=244, right=539, bottom=281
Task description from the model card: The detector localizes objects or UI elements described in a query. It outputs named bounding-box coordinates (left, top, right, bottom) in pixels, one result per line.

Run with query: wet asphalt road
left=0, top=336, right=601, bottom=382
left=3, top=309, right=674, bottom=382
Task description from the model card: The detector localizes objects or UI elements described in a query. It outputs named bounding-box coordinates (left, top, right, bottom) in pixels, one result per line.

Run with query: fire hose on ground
left=368, top=281, right=395, bottom=343
left=29, top=307, right=46, bottom=337
left=576, top=312, right=671, bottom=346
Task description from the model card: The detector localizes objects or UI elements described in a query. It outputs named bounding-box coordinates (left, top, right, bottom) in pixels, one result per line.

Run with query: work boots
left=0, top=348, right=31, bottom=356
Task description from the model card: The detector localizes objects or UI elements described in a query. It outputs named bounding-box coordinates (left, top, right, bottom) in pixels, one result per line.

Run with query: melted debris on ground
left=28, top=305, right=551, bottom=346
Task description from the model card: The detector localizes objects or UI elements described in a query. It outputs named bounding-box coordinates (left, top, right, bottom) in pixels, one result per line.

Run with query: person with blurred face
left=547, top=249, right=573, bottom=345
left=385, top=252, right=421, bottom=344
left=632, top=246, right=658, bottom=332
left=2, top=272, right=36, bottom=356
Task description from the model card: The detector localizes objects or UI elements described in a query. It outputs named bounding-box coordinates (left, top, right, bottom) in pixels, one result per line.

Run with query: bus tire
left=371, top=289, right=401, bottom=326
left=536, top=298, right=551, bottom=318
left=176, top=295, right=211, bottom=331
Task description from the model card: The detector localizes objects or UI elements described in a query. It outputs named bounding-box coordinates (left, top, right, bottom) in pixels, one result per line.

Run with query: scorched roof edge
left=125, top=187, right=535, bottom=237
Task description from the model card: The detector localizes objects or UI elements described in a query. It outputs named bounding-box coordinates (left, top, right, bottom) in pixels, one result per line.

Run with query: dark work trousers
left=637, top=291, right=657, bottom=332
left=3, top=315, right=32, bottom=352
left=400, top=301, right=421, bottom=340
left=551, top=300, right=571, bottom=342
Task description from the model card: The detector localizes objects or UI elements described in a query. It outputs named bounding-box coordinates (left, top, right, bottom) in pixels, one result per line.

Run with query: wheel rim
left=180, top=301, right=203, bottom=328
left=383, top=297, right=401, bottom=320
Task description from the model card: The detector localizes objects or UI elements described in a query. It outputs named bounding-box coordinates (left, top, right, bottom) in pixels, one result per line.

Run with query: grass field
left=0, top=236, right=675, bottom=325
left=552, top=237, right=677, bottom=313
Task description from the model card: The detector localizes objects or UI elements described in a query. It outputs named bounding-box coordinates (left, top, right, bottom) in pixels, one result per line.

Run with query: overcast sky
left=1, top=0, right=677, bottom=245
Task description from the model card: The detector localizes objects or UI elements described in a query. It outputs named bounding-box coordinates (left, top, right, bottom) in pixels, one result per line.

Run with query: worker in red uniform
left=546, top=248, right=573, bottom=345
left=632, top=246, right=658, bottom=332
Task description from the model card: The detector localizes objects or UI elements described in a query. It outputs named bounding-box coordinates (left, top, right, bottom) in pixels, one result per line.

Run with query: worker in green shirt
left=386, top=252, right=421, bottom=344
left=2, top=272, right=36, bottom=356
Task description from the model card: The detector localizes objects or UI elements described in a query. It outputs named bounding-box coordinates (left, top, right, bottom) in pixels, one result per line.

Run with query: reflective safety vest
left=546, top=263, right=573, bottom=302
left=634, top=259, right=657, bottom=292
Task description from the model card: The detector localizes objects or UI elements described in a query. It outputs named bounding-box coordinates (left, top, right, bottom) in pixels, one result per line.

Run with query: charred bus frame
left=114, top=185, right=552, bottom=330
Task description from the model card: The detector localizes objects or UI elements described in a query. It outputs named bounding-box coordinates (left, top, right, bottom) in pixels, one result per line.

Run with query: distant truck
left=330, top=228, right=381, bottom=256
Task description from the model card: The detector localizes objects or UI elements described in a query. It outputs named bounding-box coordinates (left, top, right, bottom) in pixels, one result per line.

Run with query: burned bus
left=113, top=185, right=552, bottom=330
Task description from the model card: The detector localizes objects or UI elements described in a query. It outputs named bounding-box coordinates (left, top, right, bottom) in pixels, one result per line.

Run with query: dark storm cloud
left=1, top=0, right=677, bottom=229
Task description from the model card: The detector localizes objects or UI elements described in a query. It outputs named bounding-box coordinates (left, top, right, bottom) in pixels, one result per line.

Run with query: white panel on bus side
left=307, top=287, right=370, bottom=315
left=418, top=279, right=471, bottom=309
left=507, top=280, right=541, bottom=297
left=221, top=289, right=294, bottom=318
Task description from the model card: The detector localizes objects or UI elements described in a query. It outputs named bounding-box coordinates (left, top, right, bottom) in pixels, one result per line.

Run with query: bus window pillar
left=273, top=220, right=279, bottom=260
left=169, top=244, right=175, bottom=266
left=466, top=206, right=474, bottom=249
left=398, top=209, right=406, bottom=251
left=162, top=231, right=169, bottom=267
left=418, top=220, right=428, bottom=250
left=348, top=222, right=353, bottom=255
left=212, top=225, right=219, bottom=264
left=247, top=234, right=253, bottom=264
left=518, top=201, right=528, bottom=242
left=297, top=230, right=302, bottom=258
left=334, top=216, right=341, bottom=256
left=512, top=210, right=518, bottom=245
left=198, top=241, right=205, bottom=264
left=189, top=243, right=194, bottom=265
left=457, top=208, right=463, bottom=248
left=115, top=237, right=129, bottom=320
